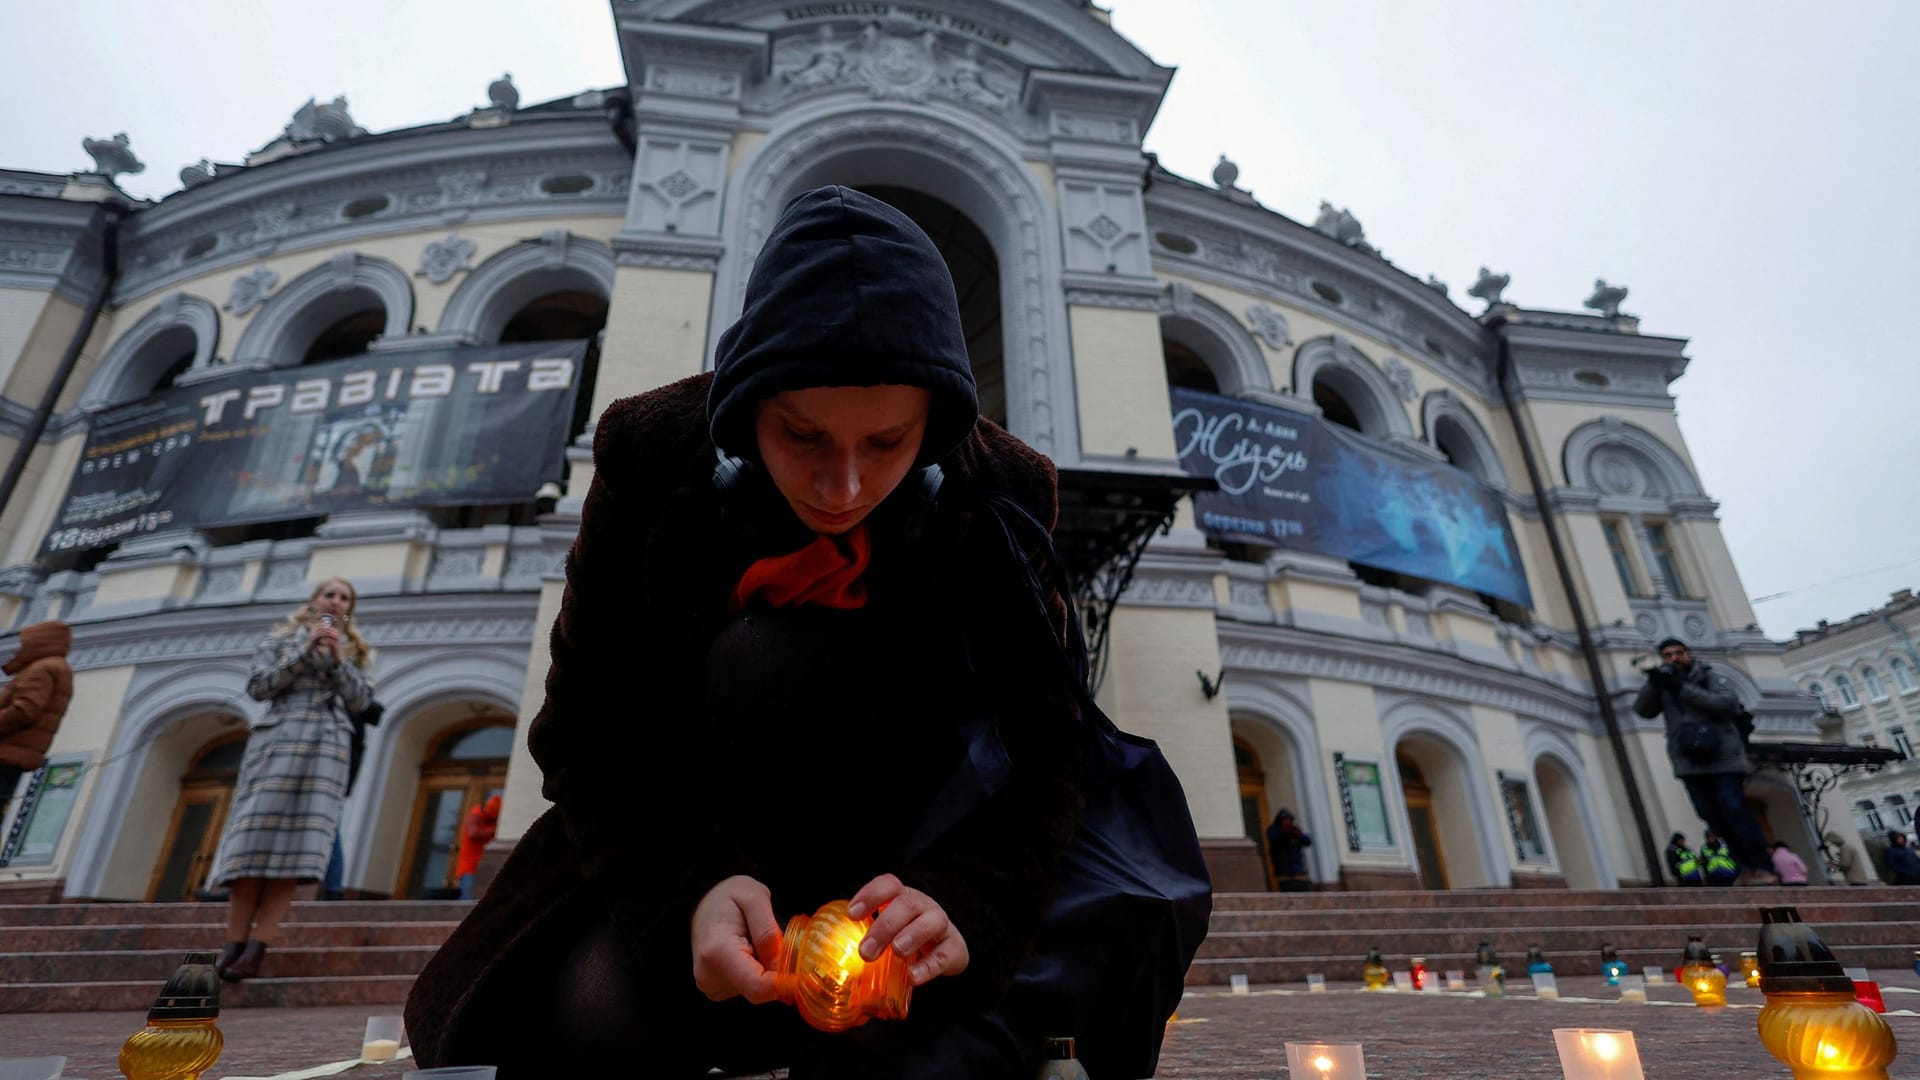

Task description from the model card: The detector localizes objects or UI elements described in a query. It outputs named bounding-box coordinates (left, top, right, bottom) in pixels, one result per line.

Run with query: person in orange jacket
left=0, top=622, right=75, bottom=821
left=457, top=794, right=502, bottom=900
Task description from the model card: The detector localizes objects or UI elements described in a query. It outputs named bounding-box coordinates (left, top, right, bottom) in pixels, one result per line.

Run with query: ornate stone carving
left=223, top=265, right=279, bottom=316
left=198, top=565, right=244, bottom=598
left=285, top=96, right=366, bottom=143
left=1424, top=274, right=1448, bottom=297
left=1683, top=613, right=1709, bottom=639
left=82, top=133, right=144, bottom=179
left=250, top=202, right=298, bottom=241
left=1383, top=356, right=1418, bottom=402
left=429, top=548, right=486, bottom=581
left=263, top=558, right=308, bottom=589
left=1311, top=201, right=1374, bottom=255
left=439, top=170, right=490, bottom=206
left=771, top=22, right=1016, bottom=113
left=1468, top=266, right=1509, bottom=307
left=1051, top=112, right=1133, bottom=143
left=1245, top=304, right=1293, bottom=351
left=1634, top=612, right=1661, bottom=638
left=488, top=73, right=520, bottom=111
left=649, top=66, right=740, bottom=99
left=179, top=159, right=216, bottom=189
left=1585, top=278, right=1629, bottom=318
left=416, top=233, right=476, bottom=285
left=1405, top=611, right=1434, bottom=639
left=1122, top=573, right=1216, bottom=608
left=1212, top=154, right=1240, bottom=190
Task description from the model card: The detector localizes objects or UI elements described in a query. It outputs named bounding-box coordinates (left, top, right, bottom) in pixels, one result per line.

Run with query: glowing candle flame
left=1313, top=1054, right=1333, bottom=1075
left=1819, top=1041, right=1839, bottom=1061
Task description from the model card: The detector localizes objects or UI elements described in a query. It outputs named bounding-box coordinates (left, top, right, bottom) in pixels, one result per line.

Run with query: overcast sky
left=3, top=1, right=1915, bottom=639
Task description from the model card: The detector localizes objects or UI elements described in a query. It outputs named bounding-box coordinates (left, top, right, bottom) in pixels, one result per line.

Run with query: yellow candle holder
left=119, top=952, right=224, bottom=1080
left=1678, top=935, right=1727, bottom=1007
left=1755, top=907, right=1898, bottom=1080
left=1362, top=947, right=1389, bottom=992
left=1740, top=951, right=1762, bottom=989
left=773, top=899, right=912, bottom=1033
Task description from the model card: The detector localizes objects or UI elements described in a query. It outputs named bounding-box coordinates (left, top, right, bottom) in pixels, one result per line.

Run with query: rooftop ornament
left=1585, top=278, right=1630, bottom=318
left=81, top=133, right=145, bottom=179
left=1212, top=153, right=1239, bottom=190
left=1467, top=266, right=1509, bottom=309
left=1311, top=201, right=1375, bottom=256
left=488, top=72, right=520, bottom=111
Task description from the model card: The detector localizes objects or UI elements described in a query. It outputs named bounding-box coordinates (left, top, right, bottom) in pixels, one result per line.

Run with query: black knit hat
left=1657, top=637, right=1688, bottom=653
left=708, top=186, right=978, bottom=467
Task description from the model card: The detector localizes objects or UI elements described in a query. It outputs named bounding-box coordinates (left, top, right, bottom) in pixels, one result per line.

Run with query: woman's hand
left=306, top=623, right=343, bottom=662
left=690, top=875, right=783, bottom=1004
left=848, top=873, right=970, bottom=987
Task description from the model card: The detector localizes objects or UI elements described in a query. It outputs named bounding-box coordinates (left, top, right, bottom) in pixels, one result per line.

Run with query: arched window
left=1863, top=667, right=1888, bottom=702
left=230, top=254, right=413, bottom=368
left=397, top=719, right=514, bottom=899
left=1836, top=674, right=1859, bottom=707
left=1893, top=657, right=1917, bottom=694
left=1162, top=339, right=1220, bottom=394
left=1858, top=799, right=1885, bottom=833
left=1313, top=378, right=1364, bottom=432
left=1156, top=284, right=1270, bottom=400
left=302, top=309, right=386, bottom=365
left=1291, top=336, right=1412, bottom=441
left=1887, top=795, right=1912, bottom=826
left=80, top=292, right=222, bottom=410
left=1808, top=683, right=1829, bottom=710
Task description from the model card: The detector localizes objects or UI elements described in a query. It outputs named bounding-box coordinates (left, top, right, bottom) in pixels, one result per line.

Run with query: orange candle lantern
left=774, top=899, right=912, bottom=1033
left=1680, top=936, right=1727, bottom=1007
left=1755, top=907, right=1897, bottom=1080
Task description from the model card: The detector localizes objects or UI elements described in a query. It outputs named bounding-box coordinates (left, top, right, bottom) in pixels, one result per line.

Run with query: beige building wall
left=0, top=665, right=136, bottom=886
left=1069, top=305, right=1178, bottom=459
left=596, top=266, right=714, bottom=409
left=1101, top=605, right=1241, bottom=839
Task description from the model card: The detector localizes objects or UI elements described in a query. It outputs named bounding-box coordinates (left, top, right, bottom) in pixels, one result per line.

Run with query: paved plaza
left=1, top=972, right=1914, bottom=1077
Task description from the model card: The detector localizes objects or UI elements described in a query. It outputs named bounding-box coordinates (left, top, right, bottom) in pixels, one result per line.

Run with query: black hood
left=708, top=186, right=978, bottom=466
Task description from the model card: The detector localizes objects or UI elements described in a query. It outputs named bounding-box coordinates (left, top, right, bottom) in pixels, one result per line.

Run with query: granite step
left=0, top=900, right=471, bottom=927
left=0, top=920, right=459, bottom=953
left=1185, top=940, right=1918, bottom=985
left=0, top=945, right=442, bottom=984
left=1205, top=901, right=1920, bottom=933
left=0, top=974, right=416, bottom=1013
left=1194, top=920, right=1916, bottom=963
left=1207, top=885, right=1914, bottom=911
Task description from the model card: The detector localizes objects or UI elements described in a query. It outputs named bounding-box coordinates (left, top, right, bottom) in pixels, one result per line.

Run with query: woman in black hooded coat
left=405, top=186, right=1086, bottom=1077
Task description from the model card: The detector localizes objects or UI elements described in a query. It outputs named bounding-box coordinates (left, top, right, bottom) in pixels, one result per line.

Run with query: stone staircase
left=0, top=900, right=470, bottom=1012
left=1191, top=885, right=1920, bottom=985
left=6, top=887, right=1915, bottom=1010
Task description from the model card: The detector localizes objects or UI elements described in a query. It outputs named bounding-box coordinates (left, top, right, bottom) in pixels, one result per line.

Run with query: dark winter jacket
left=1634, top=660, right=1746, bottom=778
left=408, top=188, right=1083, bottom=1070
left=1886, top=840, right=1920, bottom=885
left=1265, top=812, right=1311, bottom=879
left=0, top=621, right=74, bottom=771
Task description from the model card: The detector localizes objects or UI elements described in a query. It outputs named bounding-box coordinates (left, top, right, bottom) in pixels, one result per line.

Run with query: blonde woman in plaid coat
left=210, top=577, right=373, bottom=982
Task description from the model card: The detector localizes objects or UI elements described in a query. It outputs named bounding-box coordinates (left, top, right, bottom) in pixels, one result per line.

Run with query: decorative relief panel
left=1060, top=180, right=1148, bottom=277
left=1050, top=112, right=1136, bottom=144
left=223, top=266, right=279, bottom=316
left=1246, top=304, right=1293, bottom=351
left=769, top=23, right=1019, bottom=116
left=646, top=63, right=743, bottom=102
left=628, top=136, right=729, bottom=237
left=416, top=234, right=476, bottom=285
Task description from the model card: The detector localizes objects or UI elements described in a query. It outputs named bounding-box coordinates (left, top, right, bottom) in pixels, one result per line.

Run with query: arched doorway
left=1398, top=755, right=1449, bottom=890
left=858, top=186, right=1005, bottom=429
left=1233, top=738, right=1272, bottom=887
left=1395, top=734, right=1494, bottom=889
left=1534, top=755, right=1602, bottom=888
left=147, top=733, right=248, bottom=901
left=396, top=719, right=513, bottom=899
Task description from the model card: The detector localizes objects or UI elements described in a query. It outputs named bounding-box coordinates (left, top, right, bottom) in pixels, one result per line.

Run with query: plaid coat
left=209, top=625, right=373, bottom=885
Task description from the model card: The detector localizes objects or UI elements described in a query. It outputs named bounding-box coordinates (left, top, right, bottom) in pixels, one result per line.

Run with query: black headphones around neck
left=712, top=449, right=944, bottom=542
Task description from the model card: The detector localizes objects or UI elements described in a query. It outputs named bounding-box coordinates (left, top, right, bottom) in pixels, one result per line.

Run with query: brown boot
left=213, top=940, right=246, bottom=977
left=221, top=940, right=268, bottom=982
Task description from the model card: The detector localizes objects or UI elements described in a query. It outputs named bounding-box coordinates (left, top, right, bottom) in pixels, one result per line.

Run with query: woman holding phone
left=209, top=576, right=374, bottom=981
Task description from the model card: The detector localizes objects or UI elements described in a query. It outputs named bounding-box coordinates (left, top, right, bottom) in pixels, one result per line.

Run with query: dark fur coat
left=406, top=372, right=1084, bottom=1067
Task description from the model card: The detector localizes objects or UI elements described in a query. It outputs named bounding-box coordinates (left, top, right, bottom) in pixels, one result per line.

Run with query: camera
left=1644, top=662, right=1679, bottom=683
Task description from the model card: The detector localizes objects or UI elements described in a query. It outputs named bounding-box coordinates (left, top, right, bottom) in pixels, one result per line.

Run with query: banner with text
left=42, top=341, right=588, bottom=555
left=1170, top=386, right=1532, bottom=609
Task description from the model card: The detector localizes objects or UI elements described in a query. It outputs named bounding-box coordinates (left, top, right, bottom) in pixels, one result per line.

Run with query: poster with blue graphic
left=1169, top=387, right=1533, bottom=609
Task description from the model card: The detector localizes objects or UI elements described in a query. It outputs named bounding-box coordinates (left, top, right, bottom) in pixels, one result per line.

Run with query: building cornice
left=113, top=117, right=630, bottom=304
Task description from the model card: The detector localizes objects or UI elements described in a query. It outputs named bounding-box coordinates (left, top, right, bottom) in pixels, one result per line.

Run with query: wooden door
left=396, top=722, right=512, bottom=898
left=148, top=734, right=247, bottom=902
left=1400, top=756, right=1450, bottom=890
left=1234, top=738, right=1276, bottom=890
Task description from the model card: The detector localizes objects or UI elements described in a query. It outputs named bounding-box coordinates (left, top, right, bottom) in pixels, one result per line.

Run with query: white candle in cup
left=1641, top=965, right=1664, bottom=985
left=1444, top=969, right=1466, bottom=991
left=1284, top=1041, right=1365, bottom=1079
left=1532, top=971, right=1560, bottom=999
left=363, top=1039, right=400, bottom=1061
left=1552, top=1028, right=1645, bottom=1080
left=1306, top=973, right=1327, bottom=993
left=362, top=1015, right=405, bottom=1062
left=1391, top=970, right=1413, bottom=992
left=1616, top=974, right=1647, bottom=1004
left=1229, top=973, right=1250, bottom=995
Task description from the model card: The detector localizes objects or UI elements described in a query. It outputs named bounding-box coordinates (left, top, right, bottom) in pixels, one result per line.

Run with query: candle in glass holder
left=1616, top=975, right=1647, bottom=1004
left=773, top=899, right=912, bottom=1032
left=1391, top=970, right=1414, bottom=993
left=1229, top=973, right=1249, bottom=995
left=1599, top=943, right=1628, bottom=986
left=1410, top=956, right=1428, bottom=991
left=1306, top=973, right=1327, bottom=993
left=1679, top=936, right=1726, bottom=1007
left=1642, top=965, right=1664, bottom=985
left=1552, top=1028, right=1645, bottom=1080
left=1444, top=969, right=1467, bottom=991
left=1362, top=948, right=1389, bottom=992
left=1533, top=971, right=1561, bottom=1000
left=1284, top=1042, right=1365, bottom=1079
left=1755, top=907, right=1896, bottom=1080
left=1739, top=951, right=1762, bottom=990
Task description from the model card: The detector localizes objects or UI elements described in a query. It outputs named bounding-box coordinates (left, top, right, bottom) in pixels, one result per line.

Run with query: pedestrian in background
left=1265, top=808, right=1312, bottom=892
left=1700, top=830, right=1738, bottom=887
left=1885, top=831, right=1920, bottom=885
left=1825, top=831, right=1872, bottom=885
left=1770, top=840, right=1809, bottom=885
left=1665, top=831, right=1703, bottom=886
left=457, top=794, right=501, bottom=900
left=1635, top=637, right=1778, bottom=885
left=0, top=621, right=74, bottom=821
left=209, top=578, right=374, bottom=982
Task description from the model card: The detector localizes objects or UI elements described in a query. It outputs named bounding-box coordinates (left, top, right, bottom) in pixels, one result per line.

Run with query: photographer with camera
left=1634, top=638, right=1778, bottom=886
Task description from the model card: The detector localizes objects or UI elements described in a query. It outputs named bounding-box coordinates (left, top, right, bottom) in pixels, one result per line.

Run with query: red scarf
left=730, top=524, right=872, bottom=611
